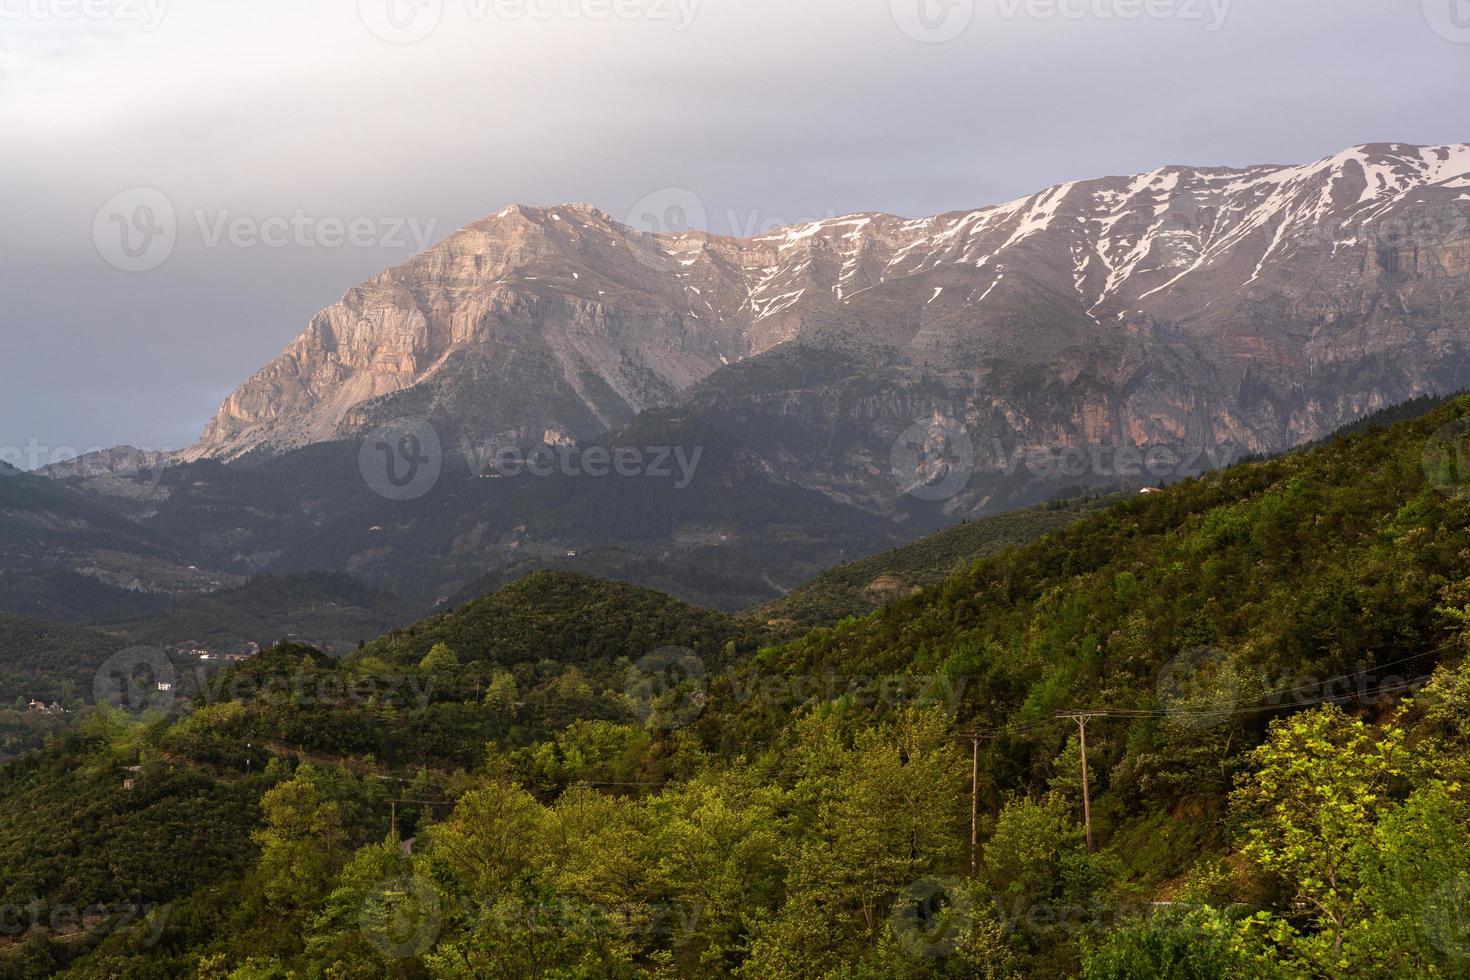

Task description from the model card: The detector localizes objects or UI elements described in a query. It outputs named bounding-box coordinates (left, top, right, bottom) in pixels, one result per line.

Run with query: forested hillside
left=5, top=397, right=1470, bottom=977
left=109, top=573, right=415, bottom=656
left=751, top=495, right=1117, bottom=630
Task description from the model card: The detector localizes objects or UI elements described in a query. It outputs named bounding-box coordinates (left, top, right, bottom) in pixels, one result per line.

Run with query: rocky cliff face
left=183, top=204, right=755, bottom=460
left=185, top=143, right=1470, bottom=470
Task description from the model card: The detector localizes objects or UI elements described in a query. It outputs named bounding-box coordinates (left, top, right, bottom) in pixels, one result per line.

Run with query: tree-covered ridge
left=6, top=397, right=1470, bottom=976
left=698, top=393, right=1470, bottom=847
left=732, top=391, right=1470, bottom=715
left=750, top=494, right=1118, bottom=630
left=0, top=615, right=117, bottom=707
left=354, top=570, right=761, bottom=668
left=110, top=572, right=414, bottom=656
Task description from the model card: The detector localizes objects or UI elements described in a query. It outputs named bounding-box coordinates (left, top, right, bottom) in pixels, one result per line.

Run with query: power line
left=953, top=643, right=1460, bottom=873
left=961, top=639, right=1460, bottom=735
left=1101, top=674, right=1437, bottom=720
left=1146, top=640, right=1460, bottom=715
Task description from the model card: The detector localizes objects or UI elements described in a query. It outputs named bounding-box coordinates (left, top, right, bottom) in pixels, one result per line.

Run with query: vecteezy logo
left=625, top=187, right=707, bottom=237
left=359, top=419, right=443, bottom=501
left=890, top=0, right=974, bottom=43
left=93, top=188, right=177, bottom=273
left=891, top=415, right=976, bottom=502
left=360, top=876, right=442, bottom=959
left=358, top=0, right=444, bottom=43
left=625, top=647, right=707, bottom=730
left=1423, top=418, right=1470, bottom=500
left=623, top=187, right=708, bottom=270
left=888, top=878, right=972, bottom=959
left=1424, top=0, right=1470, bottom=43
left=93, top=646, right=176, bottom=716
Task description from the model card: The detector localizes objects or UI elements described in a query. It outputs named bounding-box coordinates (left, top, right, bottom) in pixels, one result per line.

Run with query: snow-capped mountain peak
left=186, top=143, right=1470, bottom=462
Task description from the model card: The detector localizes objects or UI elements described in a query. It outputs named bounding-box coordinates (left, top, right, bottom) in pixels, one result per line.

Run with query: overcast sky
left=1, top=0, right=1466, bottom=459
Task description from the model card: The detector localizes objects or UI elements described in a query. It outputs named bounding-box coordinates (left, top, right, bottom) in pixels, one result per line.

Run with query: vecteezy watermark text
left=190, top=666, right=439, bottom=717
left=358, top=0, right=701, bottom=44
left=467, top=442, right=704, bottom=490
left=0, top=0, right=167, bottom=30
left=996, top=0, right=1231, bottom=29
left=0, top=440, right=172, bottom=482
left=727, top=671, right=970, bottom=714
left=193, top=210, right=438, bottom=251
left=623, top=186, right=845, bottom=240
left=358, top=420, right=708, bottom=501
left=1296, top=200, right=1470, bottom=253
left=0, top=901, right=170, bottom=946
left=634, top=652, right=975, bottom=731
left=891, top=414, right=1241, bottom=501
left=890, top=0, right=1229, bottom=42
left=997, top=442, right=1240, bottom=479
left=93, top=188, right=439, bottom=273
left=1157, top=645, right=1434, bottom=730
left=358, top=877, right=701, bottom=961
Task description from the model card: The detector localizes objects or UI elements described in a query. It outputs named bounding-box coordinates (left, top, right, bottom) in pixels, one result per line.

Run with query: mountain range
left=189, top=142, right=1470, bottom=469
left=23, top=141, right=1470, bottom=612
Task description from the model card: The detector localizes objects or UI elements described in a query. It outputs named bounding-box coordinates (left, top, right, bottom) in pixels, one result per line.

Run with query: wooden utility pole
left=1064, top=714, right=1102, bottom=853
left=970, top=733, right=980, bottom=872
